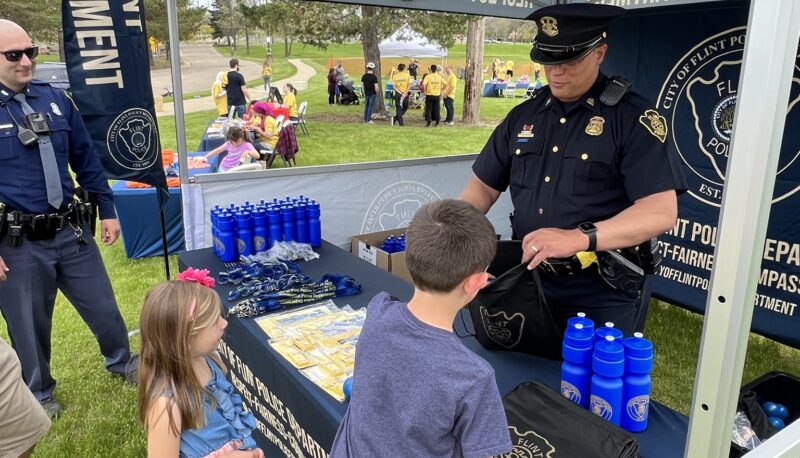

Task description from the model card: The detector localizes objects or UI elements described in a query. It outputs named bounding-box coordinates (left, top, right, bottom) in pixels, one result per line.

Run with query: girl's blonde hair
left=137, top=281, right=225, bottom=436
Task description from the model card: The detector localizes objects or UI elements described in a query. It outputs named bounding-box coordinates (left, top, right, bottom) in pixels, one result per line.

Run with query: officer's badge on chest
left=585, top=116, right=605, bottom=136
left=517, top=124, right=535, bottom=141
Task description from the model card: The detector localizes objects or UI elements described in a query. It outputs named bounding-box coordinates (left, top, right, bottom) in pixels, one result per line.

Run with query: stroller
left=337, top=81, right=360, bottom=105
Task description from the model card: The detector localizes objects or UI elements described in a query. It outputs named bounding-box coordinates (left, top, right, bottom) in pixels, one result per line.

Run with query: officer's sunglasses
left=1, top=46, right=39, bottom=62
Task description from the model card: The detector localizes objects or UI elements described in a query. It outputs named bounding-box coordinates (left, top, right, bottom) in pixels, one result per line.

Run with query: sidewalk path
left=157, top=54, right=317, bottom=117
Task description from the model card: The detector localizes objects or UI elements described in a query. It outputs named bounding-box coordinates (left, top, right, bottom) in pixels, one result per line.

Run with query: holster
left=597, top=250, right=645, bottom=298
left=74, top=187, right=98, bottom=236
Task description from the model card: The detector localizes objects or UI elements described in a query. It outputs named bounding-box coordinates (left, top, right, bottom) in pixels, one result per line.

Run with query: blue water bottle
left=210, top=206, right=221, bottom=256
left=281, top=205, right=296, bottom=242
left=308, top=201, right=322, bottom=247
left=252, top=208, right=268, bottom=253
left=295, top=203, right=309, bottom=244
left=217, top=214, right=238, bottom=262
left=561, top=322, right=594, bottom=409
left=567, top=312, right=595, bottom=335
left=595, top=322, right=624, bottom=343
left=382, top=235, right=396, bottom=253
left=621, top=332, right=653, bottom=432
left=267, top=206, right=282, bottom=248
left=235, top=211, right=254, bottom=257
left=591, top=335, right=625, bottom=425
left=396, top=233, right=406, bottom=252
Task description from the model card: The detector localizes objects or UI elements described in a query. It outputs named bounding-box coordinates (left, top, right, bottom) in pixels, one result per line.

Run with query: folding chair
left=262, top=119, right=285, bottom=169
left=293, top=101, right=310, bottom=136
left=504, top=84, right=517, bottom=99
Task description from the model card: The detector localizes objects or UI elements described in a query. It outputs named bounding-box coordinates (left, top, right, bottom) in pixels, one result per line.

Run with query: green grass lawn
left=5, top=44, right=800, bottom=457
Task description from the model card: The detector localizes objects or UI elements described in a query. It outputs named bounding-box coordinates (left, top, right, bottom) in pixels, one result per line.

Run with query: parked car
left=34, top=62, right=70, bottom=93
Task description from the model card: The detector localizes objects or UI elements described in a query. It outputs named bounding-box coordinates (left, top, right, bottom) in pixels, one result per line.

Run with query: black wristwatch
left=578, top=222, right=598, bottom=252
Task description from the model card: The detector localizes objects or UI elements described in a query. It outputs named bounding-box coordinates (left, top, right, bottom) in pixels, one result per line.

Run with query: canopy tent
left=378, top=26, right=448, bottom=58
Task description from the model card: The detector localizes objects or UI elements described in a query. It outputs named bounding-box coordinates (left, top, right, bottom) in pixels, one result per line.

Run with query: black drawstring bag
left=466, top=241, right=562, bottom=360
left=503, top=381, right=640, bottom=458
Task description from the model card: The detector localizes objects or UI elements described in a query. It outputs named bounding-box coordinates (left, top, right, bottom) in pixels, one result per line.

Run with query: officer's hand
left=521, top=228, right=589, bottom=270
left=0, top=256, right=8, bottom=282
left=100, top=218, right=121, bottom=246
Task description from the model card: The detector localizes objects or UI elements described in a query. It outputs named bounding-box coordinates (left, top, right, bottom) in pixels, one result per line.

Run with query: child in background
left=138, top=270, right=264, bottom=458
left=281, top=84, right=299, bottom=121
left=330, top=200, right=512, bottom=458
left=205, top=126, right=259, bottom=172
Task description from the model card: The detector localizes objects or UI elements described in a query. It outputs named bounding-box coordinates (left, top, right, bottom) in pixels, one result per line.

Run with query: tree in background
left=143, top=0, right=205, bottom=61
left=209, top=0, right=244, bottom=54
left=2, top=0, right=64, bottom=59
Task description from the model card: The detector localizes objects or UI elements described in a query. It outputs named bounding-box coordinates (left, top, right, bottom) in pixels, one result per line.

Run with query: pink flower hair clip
left=177, top=267, right=216, bottom=289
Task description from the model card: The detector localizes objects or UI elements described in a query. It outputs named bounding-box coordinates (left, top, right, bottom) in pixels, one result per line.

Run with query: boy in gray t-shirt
left=331, top=200, right=512, bottom=458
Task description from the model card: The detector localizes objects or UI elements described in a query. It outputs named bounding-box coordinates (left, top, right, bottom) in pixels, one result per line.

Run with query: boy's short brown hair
left=406, top=200, right=496, bottom=293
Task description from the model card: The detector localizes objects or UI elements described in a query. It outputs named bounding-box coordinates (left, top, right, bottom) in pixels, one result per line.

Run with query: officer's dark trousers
left=425, top=95, right=441, bottom=126
left=394, top=92, right=409, bottom=126
left=0, top=224, right=131, bottom=401
left=540, top=269, right=640, bottom=336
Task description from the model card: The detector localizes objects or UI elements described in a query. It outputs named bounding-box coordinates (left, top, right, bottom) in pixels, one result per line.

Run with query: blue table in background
left=112, top=152, right=213, bottom=259
left=482, top=81, right=508, bottom=97
left=197, top=119, right=227, bottom=152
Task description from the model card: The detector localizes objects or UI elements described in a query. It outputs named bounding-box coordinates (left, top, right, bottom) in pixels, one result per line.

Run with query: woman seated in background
left=211, top=71, right=227, bottom=117
left=282, top=84, right=299, bottom=121
left=205, top=126, right=259, bottom=172
left=248, top=102, right=279, bottom=153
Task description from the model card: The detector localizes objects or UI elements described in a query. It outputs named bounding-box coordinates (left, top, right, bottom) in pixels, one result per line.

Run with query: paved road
left=150, top=43, right=264, bottom=95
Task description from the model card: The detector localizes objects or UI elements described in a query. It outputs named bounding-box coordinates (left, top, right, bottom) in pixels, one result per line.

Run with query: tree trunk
left=463, top=17, right=485, bottom=125
left=284, top=37, right=290, bottom=57
left=245, top=24, right=250, bottom=55
left=361, top=6, right=385, bottom=118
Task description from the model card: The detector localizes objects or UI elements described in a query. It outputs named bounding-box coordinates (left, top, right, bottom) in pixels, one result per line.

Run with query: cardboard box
left=350, top=228, right=411, bottom=283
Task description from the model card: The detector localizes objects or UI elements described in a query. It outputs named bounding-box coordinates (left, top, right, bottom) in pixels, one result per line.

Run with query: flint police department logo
left=561, top=380, right=581, bottom=404
left=106, top=108, right=159, bottom=171
left=480, top=307, right=524, bottom=349
left=540, top=17, right=558, bottom=37
left=626, top=395, right=650, bottom=422
left=503, top=426, right=555, bottom=458
left=590, top=395, right=613, bottom=421
left=657, top=26, right=800, bottom=206
left=361, top=181, right=440, bottom=233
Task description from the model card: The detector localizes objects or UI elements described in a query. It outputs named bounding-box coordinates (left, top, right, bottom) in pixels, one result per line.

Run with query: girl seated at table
left=138, top=271, right=264, bottom=458
left=205, top=126, right=259, bottom=172
left=248, top=102, right=279, bottom=152
left=282, top=84, right=299, bottom=121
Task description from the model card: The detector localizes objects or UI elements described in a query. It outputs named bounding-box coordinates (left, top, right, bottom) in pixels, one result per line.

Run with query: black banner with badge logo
left=61, top=0, right=168, bottom=206
left=603, top=0, right=800, bottom=348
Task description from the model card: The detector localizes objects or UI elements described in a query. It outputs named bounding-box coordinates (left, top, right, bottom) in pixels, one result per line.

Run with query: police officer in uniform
left=460, top=5, right=687, bottom=335
left=0, top=20, right=135, bottom=418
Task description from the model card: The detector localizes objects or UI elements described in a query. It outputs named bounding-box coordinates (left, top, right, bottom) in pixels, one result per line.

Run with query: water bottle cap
left=575, top=323, right=583, bottom=330
left=592, top=339, right=625, bottom=377
left=605, top=322, right=615, bottom=328
left=578, top=312, right=586, bottom=318
left=595, top=325, right=623, bottom=343
left=624, top=335, right=654, bottom=359
left=605, top=335, right=614, bottom=342
left=634, top=332, right=644, bottom=338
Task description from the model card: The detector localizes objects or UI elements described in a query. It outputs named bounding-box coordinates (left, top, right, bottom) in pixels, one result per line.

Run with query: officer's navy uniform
left=0, top=80, right=132, bottom=401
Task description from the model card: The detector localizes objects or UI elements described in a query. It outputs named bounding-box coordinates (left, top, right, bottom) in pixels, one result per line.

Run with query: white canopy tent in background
left=378, top=26, right=448, bottom=61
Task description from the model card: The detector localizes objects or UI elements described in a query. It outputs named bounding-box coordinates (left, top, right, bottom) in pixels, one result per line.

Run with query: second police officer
left=460, top=4, right=687, bottom=335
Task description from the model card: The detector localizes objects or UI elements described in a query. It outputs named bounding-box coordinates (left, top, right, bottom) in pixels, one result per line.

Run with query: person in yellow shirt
left=282, top=84, right=298, bottom=120
left=390, top=63, right=412, bottom=126
left=211, top=71, right=228, bottom=117
left=442, top=65, right=458, bottom=126
left=421, top=65, right=448, bottom=127
left=261, top=54, right=272, bottom=92
left=505, top=59, right=514, bottom=78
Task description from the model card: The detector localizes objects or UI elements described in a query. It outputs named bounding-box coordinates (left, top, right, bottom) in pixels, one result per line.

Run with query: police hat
left=528, top=4, right=624, bottom=65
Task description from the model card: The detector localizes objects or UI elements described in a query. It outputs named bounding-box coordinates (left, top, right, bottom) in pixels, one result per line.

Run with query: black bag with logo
left=503, top=381, right=639, bottom=458
left=466, top=241, right=562, bottom=360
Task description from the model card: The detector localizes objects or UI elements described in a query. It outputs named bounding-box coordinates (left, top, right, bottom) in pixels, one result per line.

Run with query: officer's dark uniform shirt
left=0, top=80, right=116, bottom=219
left=473, top=73, right=687, bottom=239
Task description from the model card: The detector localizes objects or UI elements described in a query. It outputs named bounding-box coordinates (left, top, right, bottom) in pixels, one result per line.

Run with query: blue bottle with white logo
left=210, top=206, right=222, bottom=257
left=595, top=322, right=624, bottom=344
left=382, top=235, right=396, bottom=253
left=591, top=335, right=625, bottom=425
left=235, top=211, right=254, bottom=257
left=217, top=214, right=238, bottom=262
left=251, top=208, right=268, bottom=253
left=308, top=201, right=322, bottom=247
left=267, top=206, right=282, bottom=248
left=561, top=322, right=594, bottom=409
left=621, top=332, right=653, bottom=432
left=281, top=205, right=296, bottom=242
left=295, top=202, right=309, bottom=244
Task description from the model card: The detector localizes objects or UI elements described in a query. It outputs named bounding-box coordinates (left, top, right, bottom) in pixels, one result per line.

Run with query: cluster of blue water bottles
left=380, top=234, right=406, bottom=253
left=762, top=401, right=790, bottom=430
left=210, top=196, right=322, bottom=263
left=560, top=313, right=654, bottom=433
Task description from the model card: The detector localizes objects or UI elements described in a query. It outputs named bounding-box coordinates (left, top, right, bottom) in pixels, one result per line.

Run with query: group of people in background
left=211, top=56, right=297, bottom=122
left=390, top=61, right=457, bottom=127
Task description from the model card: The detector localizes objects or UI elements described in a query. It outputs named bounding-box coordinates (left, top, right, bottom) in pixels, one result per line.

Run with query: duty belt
left=539, top=256, right=586, bottom=277
left=0, top=200, right=93, bottom=245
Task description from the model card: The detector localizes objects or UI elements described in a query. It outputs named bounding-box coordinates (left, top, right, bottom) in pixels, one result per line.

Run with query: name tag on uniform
left=517, top=124, right=534, bottom=138
left=516, top=138, right=530, bottom=143
left=0, top=123, right=13, bottom=130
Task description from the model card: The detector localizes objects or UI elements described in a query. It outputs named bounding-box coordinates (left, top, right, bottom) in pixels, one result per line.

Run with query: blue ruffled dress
left=179, top=357, right=258, bottom=457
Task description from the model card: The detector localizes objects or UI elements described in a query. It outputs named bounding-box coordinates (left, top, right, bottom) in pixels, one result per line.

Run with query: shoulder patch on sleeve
left=638, top=109, right=668, bottom=143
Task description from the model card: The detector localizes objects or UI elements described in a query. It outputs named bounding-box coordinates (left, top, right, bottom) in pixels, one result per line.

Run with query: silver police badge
left=50, top=103, right=62, bottom=116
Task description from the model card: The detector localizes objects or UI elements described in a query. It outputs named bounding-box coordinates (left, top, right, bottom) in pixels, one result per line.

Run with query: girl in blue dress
left=138, top=269, right=264, bottom=458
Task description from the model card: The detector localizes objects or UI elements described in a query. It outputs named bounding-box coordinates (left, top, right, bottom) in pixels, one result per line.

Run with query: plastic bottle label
left=626, top=395, right=649, bottom=422
left=561, top=381, right=582, bottom=404
left=590, top=395, right=613, bottom=421
left=254, top=236, right=266, bottom=252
